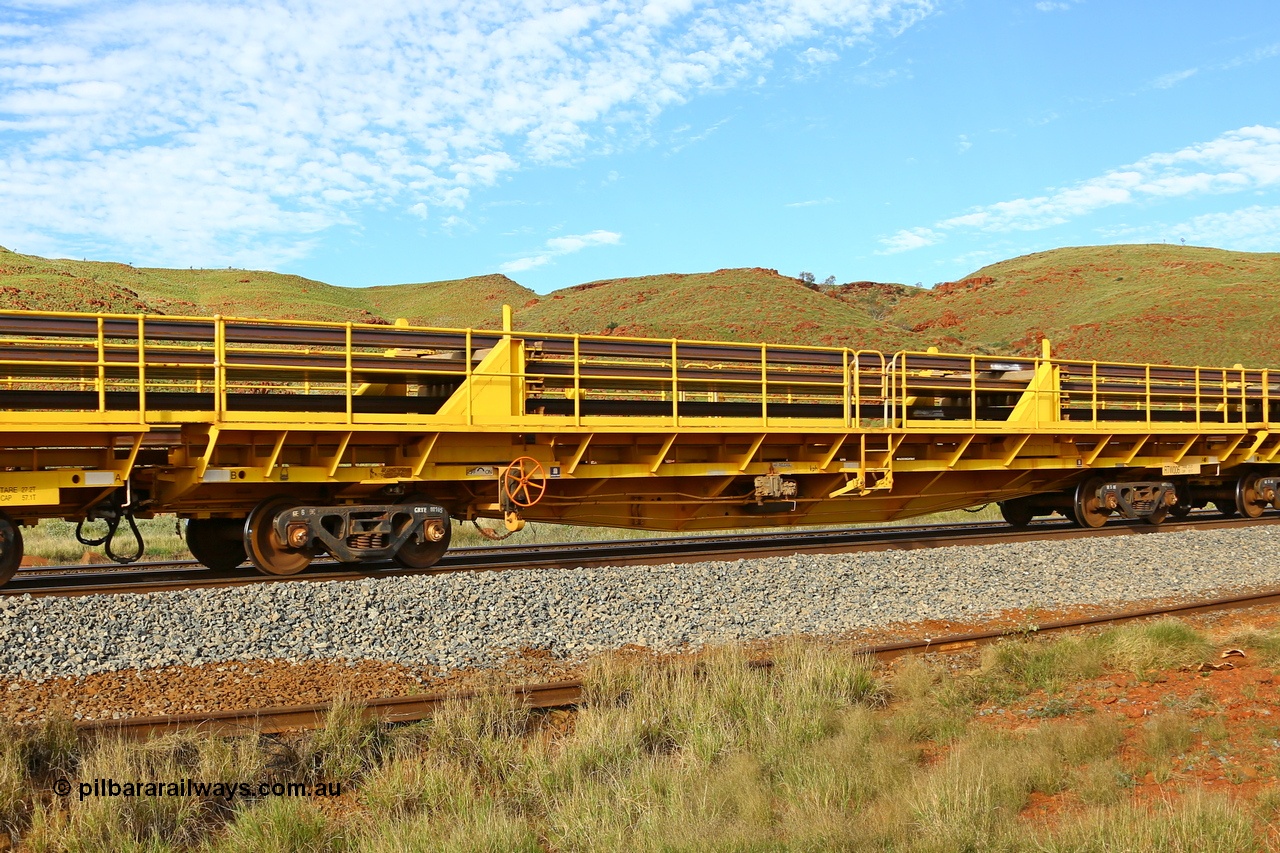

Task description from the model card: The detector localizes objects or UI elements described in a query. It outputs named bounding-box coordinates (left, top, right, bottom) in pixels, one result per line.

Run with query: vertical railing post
left=842, top=349, right=851, bottom=428
left=465, top=329, right=473, bottom=427
left=213, top=316, right=226, bottom=419
left=573, top=334, right=581, bottom=427
left=900, top=354, right=909, bottom=427
left=1091, top=362, right=1098, bottom=426
left=96, top=316, right=106, bottom=413
left=1144, top=364, right=1151, bottom=425
left=854, top=352, right=863, bottom=428
left=760, top=343, right=768, bottom=426
left=970, top=354, right=977, bottom=427
left=1233, top=363, right=1244, bottom=422
left=1264, top=368, right=1271, bottom=427
left=344, top=322, right=353, bottom=424
left=1194, top=367, right=1201, bottom=425
left=1034, top=353, right=1040, bottom=430
left=670, top=339, right=679, bottom=427
left=136, top=315, right=146, bottom=422
left=1221, top=370, right=1229, bottom=425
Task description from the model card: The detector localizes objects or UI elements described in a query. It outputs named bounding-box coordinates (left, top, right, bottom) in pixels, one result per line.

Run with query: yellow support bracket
left=1082, top=434, right=1113, bottom=467
left=1236, top=430, right=1270, bottom=464
left=1170, top=435, right=1198, bottom=464
left=1217, top=433, right=1248, bottom=465
left=195, top=426, right=221, bottom=482
left=325, top=432, right=353, bottom=478
left=109, top=433, right=146, bottom=479
left=1000, top=434, right=1031, bottom=467
left=944, top=435, right=975, bottom=469
left=738, top=434, right=766, bottom=472
left=650, top=434, right=677, bottom=474
left=263, top=431, right=288, bottom=477
left=410, top=432, right=440, bottom=478
left=819, top=435, right=848, bottom=470
left=567, top=434, right=594, bottom=474
left=1119, top=434, right=1150, bottom=466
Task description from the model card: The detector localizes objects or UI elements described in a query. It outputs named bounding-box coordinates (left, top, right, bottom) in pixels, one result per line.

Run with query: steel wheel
left=0, top=511, right=23, bottom=587
left=1072, top=478, right=1110, bottom=529
left=1236, top=472, right=1266, bottom=519
left=999, top=499, right=1034, bottom=529
left=393, top=499, right=452, bottom=569
left=244, top=496, right=314, bottom=576
left=186, top=518, right=248, bottom=571
left=1212, top=500, right=1238, bottom=518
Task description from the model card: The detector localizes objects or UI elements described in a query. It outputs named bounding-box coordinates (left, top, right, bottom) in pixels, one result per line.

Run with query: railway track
left=10, top=513, right=1280, bottom=597
left=81, top=582, right=1280, bottom=738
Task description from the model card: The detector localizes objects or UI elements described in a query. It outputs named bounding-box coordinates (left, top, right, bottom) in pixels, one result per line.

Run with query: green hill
left=1, top=242, right=1276, bottom=367
left=518, top=267, right=932, bottom=350
left=885, top=244, right=1280, bottom=365
left=0, top=246, right=532, bottom=328
left=363, top=274, right=537, bottom=330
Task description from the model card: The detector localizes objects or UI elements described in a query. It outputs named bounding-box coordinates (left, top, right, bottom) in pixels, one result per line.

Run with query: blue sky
left=1, top=1, right=1277, bottom=293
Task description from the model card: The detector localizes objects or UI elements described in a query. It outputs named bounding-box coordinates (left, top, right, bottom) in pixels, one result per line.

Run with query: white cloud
left=1221, top=40, right=1280, bottom=70
left=1034, top=1, right=1074, bottom=11
left=0, top=0, right=933, bottom=268
left=879, top=124, right=1280, bottom=251
left=785, top=197, right=835, bottom=208
left=957, top=133, right=971, bottom=153
left=500, top=229, right=621, bottom=274
left=877, top=226, right=940, bottom=254
left=799, top=47, right=838, bottom=65
left=1104, top=205, right=1280, bottom=252
left=1151, top=68, right=1197, bottom=89
left=1168, top=205, right=1280, bottom=250
left=668, top=116, right=731, bottom=153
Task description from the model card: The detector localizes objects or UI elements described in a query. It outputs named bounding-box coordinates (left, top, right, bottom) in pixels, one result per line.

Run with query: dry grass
left=977, top=619, right=1215, bottom=698
left=22, top=517, right=190, bottom=564
left=3, top=621, right=1279, bottom=850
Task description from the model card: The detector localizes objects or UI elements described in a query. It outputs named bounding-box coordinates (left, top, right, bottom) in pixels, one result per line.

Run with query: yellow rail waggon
left=0, top=306, right=1276, bottom=583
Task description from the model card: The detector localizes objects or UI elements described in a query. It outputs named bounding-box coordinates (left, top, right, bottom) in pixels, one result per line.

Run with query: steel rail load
left=0, top=306, right=1277, bottom=582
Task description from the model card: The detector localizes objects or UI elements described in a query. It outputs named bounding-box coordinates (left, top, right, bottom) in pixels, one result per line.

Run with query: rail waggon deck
left=0, top=307, right=1276, bottom=580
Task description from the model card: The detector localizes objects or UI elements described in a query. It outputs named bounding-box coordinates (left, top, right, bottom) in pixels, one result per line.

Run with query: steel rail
left=8, top=514, right=1279, bottom=598
left=79, top=583, right=1280, bottom=738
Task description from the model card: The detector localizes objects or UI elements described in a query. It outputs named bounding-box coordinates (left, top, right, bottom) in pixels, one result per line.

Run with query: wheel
left=1213, top=500, right=1239, bottom=519
left=500, top=456, right=547, bottom=508
left=244, top=496, right=315, bottom=576
left=393, top=500, right=452, bottom=570
left=1072, top=478, right=1110, bottom=529
left=999, top=499, right=1035, bottom=529
left=186, top=518, right=248, bottom=571
left=0, top=511, right=23, bottom=587
left=1236, top=473, right=1266, bottom=519
left=1168, top=500, right=1192, bottom=519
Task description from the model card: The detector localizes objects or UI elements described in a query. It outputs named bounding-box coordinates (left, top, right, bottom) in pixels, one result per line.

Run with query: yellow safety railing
left=0, top=308, right=1273, bottom=433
